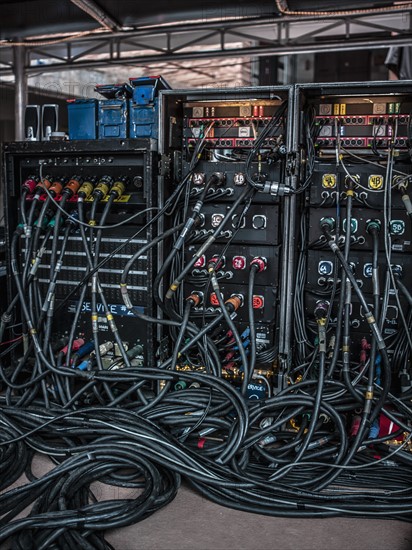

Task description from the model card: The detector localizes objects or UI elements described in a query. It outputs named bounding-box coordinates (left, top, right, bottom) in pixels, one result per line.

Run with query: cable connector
left=225, top=294, right=243, bottom=313
left=320, top=216, right=335, bottom=232
left=1, top=312, right=13, bottom=324
left=366, top=219, right=381, bottom=234
left=250, top=256, right=267, bottom=272
left=110, top=177, right=128, bottom=198
left=259, top=181, right=293, bottom=196
left=35, top=176, right=52, bottom=195
left=93, top=175, right=113, bottom=200
left=210, top=172, right=226, bottom=186
left=207, top=254, right=225, bottom=272
left=314, top=300, right=329, bottom=323
left=392, top=265, right=403, bottom=279
left=63, top=176, right=83, bottom=197
left=22, top=176, right=39, bottom=194
left=78, top=177, right=97, bottom=199
left=400, top=368, right=411, bottom=393
left=398, top=184, right=412, bottom=217
left=186, top=291, right=203, bottom=307
left=60, top=338, right=85, bottom=356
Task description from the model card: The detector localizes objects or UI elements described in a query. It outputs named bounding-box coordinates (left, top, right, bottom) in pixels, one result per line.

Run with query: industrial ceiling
left=0, top=1, right=411, bottom=74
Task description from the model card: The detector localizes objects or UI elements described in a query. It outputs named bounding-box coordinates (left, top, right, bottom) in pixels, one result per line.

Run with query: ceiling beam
left=69, top=0, right=121, bottom=31
left=0, top=8, right=411, bottom=75
left=0, top=33, right=409, bottom=76
left=1, top=6, right=411, bottom=47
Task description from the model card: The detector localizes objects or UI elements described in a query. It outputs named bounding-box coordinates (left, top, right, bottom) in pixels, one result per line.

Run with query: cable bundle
left=0, top=403, right=411, bottom=549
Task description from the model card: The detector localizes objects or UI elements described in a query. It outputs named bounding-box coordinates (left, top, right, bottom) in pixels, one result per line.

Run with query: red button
left=232, top=256, right=246, bottom=270
left=210, top=292, right=220, bottom=306
left=252, top=295, right=264, bottom=309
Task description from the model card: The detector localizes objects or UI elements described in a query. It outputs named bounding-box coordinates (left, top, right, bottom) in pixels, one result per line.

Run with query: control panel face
left=3, top=141, right=157, bottom=370
left=160, top=91, right=290, bottom=395
left=296, top=87, right=412, bottom=387
left=312, top=96, right=412, bottom=153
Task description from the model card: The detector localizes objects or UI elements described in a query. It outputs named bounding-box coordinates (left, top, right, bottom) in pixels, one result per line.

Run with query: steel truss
left=0, top=8, right=412, bottom=74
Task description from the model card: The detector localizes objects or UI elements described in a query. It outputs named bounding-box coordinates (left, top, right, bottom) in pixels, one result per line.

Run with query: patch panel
left=192, top=283, right=277, bottom=324
left=186, top=136, right=283, bottom=149
left=189, top=203, right=280, bottom=245
left=308, top=163, right=412, bottom=208
left=185, top=243, right=279, bottom=287
left=306, top=249, right=407, bottom=295
left=160, top=88, right=290, bottom=378
left=304, top=291, right=408, bottom=339
left=297, top=82, right=412, bottom=374
left=307, top=208, right=412, bottom=252
left=3, top=139, right=158, bottom=367
left=186, top=101, right=282, bottom=119
left=312, top=97, right=411, bottom=153
left=316, top=116, right=368, bottom=125
left=188, top=117, right=274, bottom=128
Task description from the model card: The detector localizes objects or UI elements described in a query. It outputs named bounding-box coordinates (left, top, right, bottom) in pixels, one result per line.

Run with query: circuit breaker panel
left=159, top=87, right=293, bottom=396
left=294, top=82, right=412, bottom=392
left=3, top=139, right=158, bottom=370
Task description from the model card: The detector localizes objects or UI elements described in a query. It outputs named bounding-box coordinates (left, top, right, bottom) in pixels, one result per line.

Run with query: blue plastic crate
left=129, top=99, right=158, bottom=138
left=67, top=99, right=97, bottom=140
left=98, top=99, right=128, bottom=139
left=129, top=76, right=170, bottom=105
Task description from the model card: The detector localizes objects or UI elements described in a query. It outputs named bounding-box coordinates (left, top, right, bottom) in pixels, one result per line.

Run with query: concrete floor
left=107, top=483, right=412, bottom=550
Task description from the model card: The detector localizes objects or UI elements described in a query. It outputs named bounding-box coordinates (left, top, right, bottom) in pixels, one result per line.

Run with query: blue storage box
left=129, top=99, right=158, bottom=138
left=98, top=99, right=128, bottom=139
left=129, top=76, right=170, bottom=105
left=67, top=99, right=97, bottom=140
